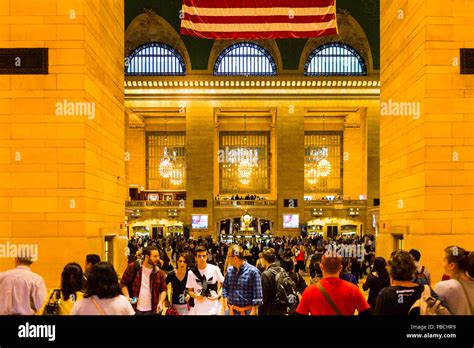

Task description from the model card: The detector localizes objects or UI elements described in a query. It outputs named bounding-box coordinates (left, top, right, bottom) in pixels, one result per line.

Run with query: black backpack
left=269, top=267, right=299, bottom=315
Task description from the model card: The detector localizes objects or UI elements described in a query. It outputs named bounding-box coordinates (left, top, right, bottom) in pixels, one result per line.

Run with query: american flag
left=180, top=0, right=338, bottom=40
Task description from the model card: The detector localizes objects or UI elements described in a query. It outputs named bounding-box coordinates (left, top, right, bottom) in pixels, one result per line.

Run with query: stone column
left=0, top=0, right=126, bottom=285
left=379, top=0, right=474, bottom=281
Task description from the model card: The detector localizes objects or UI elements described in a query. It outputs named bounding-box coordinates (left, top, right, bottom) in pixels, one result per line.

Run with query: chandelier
left=170, top=163, right=184, bottom=186
left=238, top=157, right=253, bottom=185
left=316, top=158, right=331, bottom=177
left=159, top=147, right=173, bottom=178
left=237, top=115, right=257, bottom=185
left=316, top=115, right=332, bottom=178
left=305, top=163, right=319, bottom=185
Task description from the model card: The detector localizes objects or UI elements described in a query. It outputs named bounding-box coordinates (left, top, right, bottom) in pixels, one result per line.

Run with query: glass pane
left=306, top=43, right=366, bottom=76
left=127, top=43, right=185, bottom=76
left=215, top=43, right=276, bottom=76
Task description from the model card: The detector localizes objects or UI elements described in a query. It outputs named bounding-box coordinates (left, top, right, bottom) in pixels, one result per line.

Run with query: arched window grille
left=126, top=42, right=186, bottom=76
left=214, top=42, right=277, bottom=76
left=304, top=42, right=367, bottom=76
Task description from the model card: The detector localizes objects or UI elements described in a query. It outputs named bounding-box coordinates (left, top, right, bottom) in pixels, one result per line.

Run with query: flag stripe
left=181, top=19, right=337, bottom=32
left=182, top=0, right=335, bottom=8
left=180, top=27, right=338, bottom=40
left=182, top=5, right=335, bottom=17
left=183, top=13, right=336, bottom=24
left=180, top=0, right=338, bottom=40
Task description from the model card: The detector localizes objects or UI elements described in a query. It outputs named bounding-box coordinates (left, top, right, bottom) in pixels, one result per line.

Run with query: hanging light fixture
left=305, top=162, right=319, bottom=185
left=238, top=157, right=253, bottom=185
left=317, top=115, right=331, bottom=177
left=159, top=117, right=174, bottom=178
left=316, top=158, right=331, bottom=178
left=159, top=148, right=173, bottom=178
left=170, top=165, right=184, bottom=186
left=238, top=115, right=256, bottom=185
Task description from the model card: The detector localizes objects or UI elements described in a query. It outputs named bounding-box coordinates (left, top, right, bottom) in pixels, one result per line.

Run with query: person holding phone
left=120, top=246, right=167, bottom=315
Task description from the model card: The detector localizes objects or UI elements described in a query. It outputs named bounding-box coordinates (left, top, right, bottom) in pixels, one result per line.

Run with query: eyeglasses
left=178, top=260, right=186, bottom=263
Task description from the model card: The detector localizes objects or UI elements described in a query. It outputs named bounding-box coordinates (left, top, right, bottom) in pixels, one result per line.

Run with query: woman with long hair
left=434, top=246, right=474, bottom=315
left=71, top=262, right=135, bottom=315
left=363, top=257, right=390, bottom=311
left=165, top=253, right=190, bottom=315
left=40, top=263, right=85, bottom=315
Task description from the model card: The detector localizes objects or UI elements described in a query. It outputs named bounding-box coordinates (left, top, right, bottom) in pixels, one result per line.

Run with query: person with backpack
left=434, top=246, right=474, bottom=315
left=374, top=250, right=448, bottom=315
left=296, top=254, right=370, bottom=315
left=281, top=257, right=307, bottom=299
left=120, top=246, right=167, bottom=315
left=222, top=245, right=263, bottom=315
left=409, top=249, right=431, bottom=285
left=259, top=248, right=296, bottom=315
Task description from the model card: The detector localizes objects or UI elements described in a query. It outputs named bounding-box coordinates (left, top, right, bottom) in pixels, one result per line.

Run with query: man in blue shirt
left=223, top=245, right=263, bottom=315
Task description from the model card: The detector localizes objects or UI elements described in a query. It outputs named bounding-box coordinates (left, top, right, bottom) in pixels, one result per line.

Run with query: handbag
left=165, top=305, right=179, bottom=316
left=43, top=289, right=61, bottom=316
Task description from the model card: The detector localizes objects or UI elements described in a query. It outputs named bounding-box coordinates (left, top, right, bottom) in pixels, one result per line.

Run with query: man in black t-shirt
left=374, top=250, right=426, bottom=315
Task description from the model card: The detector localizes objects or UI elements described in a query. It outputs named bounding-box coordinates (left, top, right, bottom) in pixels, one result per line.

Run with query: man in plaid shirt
left=223, top=245, right=263, bottom=315
left=120, top=246, right=167, bottom=315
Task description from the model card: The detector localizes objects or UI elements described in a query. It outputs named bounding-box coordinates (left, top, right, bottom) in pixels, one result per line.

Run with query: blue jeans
left=225, top=309, right=252, bottom=316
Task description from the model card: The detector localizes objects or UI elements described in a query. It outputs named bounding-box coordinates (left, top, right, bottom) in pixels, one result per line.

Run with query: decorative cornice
left=124, top=76, right=380, bottom=98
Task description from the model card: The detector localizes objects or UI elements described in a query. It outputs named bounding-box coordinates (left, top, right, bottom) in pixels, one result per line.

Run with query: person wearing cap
left=296, top=253, right=370, bottom=315
left=0, top=256, right=48, bottom=315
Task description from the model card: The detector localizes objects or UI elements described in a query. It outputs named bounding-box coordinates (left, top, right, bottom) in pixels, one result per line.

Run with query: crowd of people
left=0, top=234, right=473, bottom=316
left=215, top=194, right=267, bottom=201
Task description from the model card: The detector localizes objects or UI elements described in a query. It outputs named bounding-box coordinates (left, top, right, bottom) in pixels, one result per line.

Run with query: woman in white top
left=71, top=262, right=135, bottom=315
left=434, top=246, right=474, bottom=315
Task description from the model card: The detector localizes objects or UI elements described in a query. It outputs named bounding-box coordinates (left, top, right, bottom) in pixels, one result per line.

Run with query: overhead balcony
left=214, top=200, right=276, bottom=207
left=125, top=200, right=185, bottom=208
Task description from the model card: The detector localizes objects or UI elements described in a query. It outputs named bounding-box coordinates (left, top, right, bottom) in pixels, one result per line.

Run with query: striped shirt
left=223, top=262, right=263, bottom=307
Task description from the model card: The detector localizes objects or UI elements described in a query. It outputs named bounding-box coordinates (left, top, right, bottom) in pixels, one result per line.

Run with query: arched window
left=214, top=42, right=277, bottom=76
left=126, top=42, right=186, bottom=76
left=305, top=43, right=367, bottom=76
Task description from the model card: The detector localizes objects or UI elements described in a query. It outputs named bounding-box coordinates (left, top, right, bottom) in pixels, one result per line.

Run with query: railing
left=305, top=199, right=367, bottom=207
left=215, top=200, right=276, bottom=207
left=126, top=200, right=184, bottom=208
